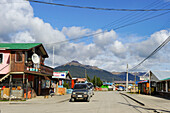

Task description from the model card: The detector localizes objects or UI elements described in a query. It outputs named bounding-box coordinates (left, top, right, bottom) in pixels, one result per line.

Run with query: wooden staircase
left=0, top=73, right=10, bottom=82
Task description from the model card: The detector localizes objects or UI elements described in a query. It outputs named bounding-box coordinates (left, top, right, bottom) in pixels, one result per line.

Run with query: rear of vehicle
left=70, top=83, right=91, bottom=102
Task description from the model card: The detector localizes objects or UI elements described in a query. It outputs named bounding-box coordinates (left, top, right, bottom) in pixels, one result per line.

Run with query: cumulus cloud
left=109, top=40, right=127, bottom=58
left=62, top=26, right=91, bottom=39
left=93, top=29, right=117, bottom=48
left=11, top=31, right=35, bottom=43
left=0, top=0, right=66, bottom=44
left=130, top=30, right=170, bottom=58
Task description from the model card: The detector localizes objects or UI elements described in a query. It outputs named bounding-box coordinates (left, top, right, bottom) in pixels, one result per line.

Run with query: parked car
left=117, top=86, right=125, bottom=91
left=70, top=83, right=91, bottom=102
left=108, top=85, right=113, bottom=91
left=86, top=82, right=94, bottom=96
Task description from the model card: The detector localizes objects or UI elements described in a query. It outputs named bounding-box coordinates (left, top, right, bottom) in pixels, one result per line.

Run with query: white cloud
left=93, top=29, right=117, bottom=48
left=109, top=40, right=127, bottom=58
left=130, top=30, right=170, bottom=58
left=11, top=31, right=35, bottom=43
left=62, top=26, right=91, bottom=39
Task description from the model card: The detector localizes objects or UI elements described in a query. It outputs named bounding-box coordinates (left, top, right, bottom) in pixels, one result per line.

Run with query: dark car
left=70, top=83, right=91, bottom=102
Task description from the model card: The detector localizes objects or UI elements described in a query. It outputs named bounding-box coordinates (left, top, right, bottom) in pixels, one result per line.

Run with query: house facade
left=138, top=70, right=170, bottom=97
left=0, top=43, right=54, bottom=99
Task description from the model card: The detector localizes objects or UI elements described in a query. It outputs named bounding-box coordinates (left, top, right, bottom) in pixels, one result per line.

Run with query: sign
left=53, top=72, right=66, bottom=79
left=140, top=76, right=149, bottom=80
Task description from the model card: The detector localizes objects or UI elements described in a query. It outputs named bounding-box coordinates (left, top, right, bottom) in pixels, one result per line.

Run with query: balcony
left=24, top=64, right=53, bottom=76
left=40, top=65, right=53, bottom=76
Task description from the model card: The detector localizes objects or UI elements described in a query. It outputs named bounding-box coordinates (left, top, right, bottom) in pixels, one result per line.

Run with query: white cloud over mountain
left=0, top=0, right=170, bottom=72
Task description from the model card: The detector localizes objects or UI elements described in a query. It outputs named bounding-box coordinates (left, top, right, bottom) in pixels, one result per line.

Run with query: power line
left=44, top=11, right=170, bottom=45
left=130, top=36, right=170, bottom=71
left=27, top=0, right=170, bottom=12
left=101, top=0, right=164, bottom=30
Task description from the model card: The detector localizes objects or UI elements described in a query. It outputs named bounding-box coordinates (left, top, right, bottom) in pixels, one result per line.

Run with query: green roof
left=0, top=43, right=42, bottom=50
left=53, top=71, right=69, bottom=74
left=160, top=77, right=170, bottom=81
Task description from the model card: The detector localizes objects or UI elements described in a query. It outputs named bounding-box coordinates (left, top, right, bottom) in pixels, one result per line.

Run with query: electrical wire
left=103, top=1, right=170, bottom=30
left=27, top=0, right=170, bottom=12
left=130, top=36, right=170, bottom=71
left=44, top=0, right=170, bottom=45
left=44, top=11, right=170, bottom=45
left=101, top=0, right=163, bottom=30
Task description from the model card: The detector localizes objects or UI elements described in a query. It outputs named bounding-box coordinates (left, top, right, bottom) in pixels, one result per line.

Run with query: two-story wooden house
left=0, top=43, right=54, bottom=99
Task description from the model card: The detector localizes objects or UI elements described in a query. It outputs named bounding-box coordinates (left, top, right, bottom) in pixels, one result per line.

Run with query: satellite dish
left=32, top=53, right=40, bottom=64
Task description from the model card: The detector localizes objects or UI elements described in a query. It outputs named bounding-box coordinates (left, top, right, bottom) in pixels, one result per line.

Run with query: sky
left=0, top=0, right=170, bottom=72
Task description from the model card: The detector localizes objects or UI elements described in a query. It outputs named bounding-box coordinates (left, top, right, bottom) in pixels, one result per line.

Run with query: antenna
left=32, top=53, right=40, bottom=64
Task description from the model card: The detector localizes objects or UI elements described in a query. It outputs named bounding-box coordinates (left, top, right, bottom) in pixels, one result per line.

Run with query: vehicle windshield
left=74, top=84, right=87, bottom=89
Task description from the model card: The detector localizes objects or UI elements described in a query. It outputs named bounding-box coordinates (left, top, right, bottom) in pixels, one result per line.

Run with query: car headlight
left=72, top=92, right=76, bottom=95
left=84, top=92, right=87, bottom=94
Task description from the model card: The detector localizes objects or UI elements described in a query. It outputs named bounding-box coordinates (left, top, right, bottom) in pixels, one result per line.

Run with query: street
left=0, top=91, right=164, bottom=113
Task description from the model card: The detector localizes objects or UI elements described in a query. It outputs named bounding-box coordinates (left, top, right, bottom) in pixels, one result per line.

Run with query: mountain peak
left=71, top=60, right=80, bottom=64
left=64, top=60, right=81, bottom=66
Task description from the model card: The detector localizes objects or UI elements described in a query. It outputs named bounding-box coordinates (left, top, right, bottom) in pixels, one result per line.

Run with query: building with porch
left=53, top=71, right=72, bottom=95
left=152, top=71, right=170, bottom=98
left=0, top=43, right=54, bottom=99
left=138, top=70, right=170, bottom=97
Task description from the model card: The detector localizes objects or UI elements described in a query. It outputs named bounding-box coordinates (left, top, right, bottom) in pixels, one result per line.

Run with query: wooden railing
left=40, top=65, right=53, bottom=76
left=24, top=64, right=53, bottom=76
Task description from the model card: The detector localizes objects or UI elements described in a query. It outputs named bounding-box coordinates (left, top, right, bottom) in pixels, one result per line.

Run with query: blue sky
left=30, top=0, right=170, bottom=37
left=0, top=0, right=170, bottom=72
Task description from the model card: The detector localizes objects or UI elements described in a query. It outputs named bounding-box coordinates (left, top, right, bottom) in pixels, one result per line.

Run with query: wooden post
left=126, top=64, right=129, bottom=92
left=149, top=71, right=151, bottom=95
left=165, top=81, right=168, bottom=92
left=9, top=75, right=12, bottom=101
left=38, top=76, right=41, bottom=95
left=22, top=74, right=25, bottom=99
left=55, top=80, right=58, bottom=95
left=26, top=74, right=28, bottom=100
left=135, top=74, right=136, bottom=92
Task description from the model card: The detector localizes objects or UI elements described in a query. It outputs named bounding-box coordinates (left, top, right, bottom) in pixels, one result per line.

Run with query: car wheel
left=86, top=97, right=90, bottom=102
left=70, top=98, right=74, bottom=102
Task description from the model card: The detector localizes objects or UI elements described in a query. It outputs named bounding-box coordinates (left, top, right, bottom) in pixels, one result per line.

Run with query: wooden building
left=0, top=43, right=54, bottom=99
left=138, top=70, right=170, bottom=96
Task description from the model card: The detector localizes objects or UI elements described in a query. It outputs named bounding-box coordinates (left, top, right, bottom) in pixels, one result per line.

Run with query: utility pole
left=149, top=71, right=151, bottom=95
left=126, top=64, right=129, bottom=92
left=85, top=69, right=87, bottom=82
left=52, top=45, right=54, bottom=67
left=135, top=74, right=136, bottom=92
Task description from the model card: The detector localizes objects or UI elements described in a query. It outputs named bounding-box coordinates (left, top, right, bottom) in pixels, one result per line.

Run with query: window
left=15, top=52, right=23, bottom=62
left=0, top=54, right=3, bottom=64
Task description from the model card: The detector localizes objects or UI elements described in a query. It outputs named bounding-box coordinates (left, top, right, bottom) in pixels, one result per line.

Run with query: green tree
left=63, top=81, right=70, bottom=89
left=87, top=75, right=91, bottom=82
left=90, top=76, right=103, bottom=87
left=92, top=76, right=97, bottom=87
left=96, top=77, right=103, bottom=87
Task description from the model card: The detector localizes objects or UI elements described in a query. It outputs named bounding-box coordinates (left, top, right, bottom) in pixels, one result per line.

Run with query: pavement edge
left=120, top=92, right=145, bottom=106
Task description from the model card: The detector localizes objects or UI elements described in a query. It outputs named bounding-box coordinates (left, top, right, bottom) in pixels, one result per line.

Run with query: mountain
left=54, top=61, right=146, bottom=82
left=54, top=61, right=122, bottom=82
left=112, top=72, right=140, bottom=81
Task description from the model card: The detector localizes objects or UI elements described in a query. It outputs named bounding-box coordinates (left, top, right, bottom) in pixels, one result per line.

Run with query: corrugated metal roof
left=151, top=70, right=170, bottom=81
left=0, top=43, right=41, bottom=50
left=160, top=77, right=170, bottom=81
left=114, top=81, right=135, bottom=84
